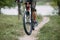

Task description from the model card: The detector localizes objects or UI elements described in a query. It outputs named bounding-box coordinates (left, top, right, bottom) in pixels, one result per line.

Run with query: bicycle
left=23, top=0, right=37, bottom=35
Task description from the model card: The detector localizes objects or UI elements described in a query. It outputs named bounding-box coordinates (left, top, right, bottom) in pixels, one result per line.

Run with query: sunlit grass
left=0, top=14, right=41, bottom=40
left=38, top=16, right=60, bottom=40
left=0, top=14, right=24, bottom=40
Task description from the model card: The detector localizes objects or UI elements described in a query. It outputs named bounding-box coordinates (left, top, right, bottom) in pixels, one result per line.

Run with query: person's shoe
left=32, top=26, right=35, bottom=30
left=34, top=21, right=38, bottom=26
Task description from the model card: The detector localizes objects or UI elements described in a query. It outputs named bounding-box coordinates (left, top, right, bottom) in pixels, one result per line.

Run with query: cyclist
left=15, top=0, right=37, bottom=24
left=25, top=0, right=37, bottom=24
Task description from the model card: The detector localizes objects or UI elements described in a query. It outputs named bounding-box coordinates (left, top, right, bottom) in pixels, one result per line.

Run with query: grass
left=37, top=1, right=48, bottom=5
left=0, top=14, right=24, bottom=40
left=38, top=16, right=60, bottom=40
left=37, top=2, right=45, bottom=5
left=0, top=14, right=41, bottom=40
left=37, top=15, right=42, bottom=23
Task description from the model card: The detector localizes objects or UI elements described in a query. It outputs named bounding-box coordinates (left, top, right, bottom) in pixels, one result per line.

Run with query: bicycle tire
left=23, top=12, right=32, bottom=35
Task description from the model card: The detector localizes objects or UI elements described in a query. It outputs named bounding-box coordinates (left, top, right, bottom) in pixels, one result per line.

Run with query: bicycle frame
left=23, top=0, right=37, bottom=35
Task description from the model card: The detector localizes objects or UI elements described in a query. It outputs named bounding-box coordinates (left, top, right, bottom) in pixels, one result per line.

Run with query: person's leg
left=32, top=11, right=37, bottom=22
left=32, top=9, right=38, bottom=30
left=32, top=9, right=38, bottom=25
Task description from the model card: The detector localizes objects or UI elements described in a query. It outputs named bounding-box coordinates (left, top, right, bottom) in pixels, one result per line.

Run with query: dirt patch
left=18, top=17, right=50, bottom=40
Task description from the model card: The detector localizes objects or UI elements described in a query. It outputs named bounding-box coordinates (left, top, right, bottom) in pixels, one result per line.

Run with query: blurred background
left=0, top=0, right=60, bottom=40
left=0, top=0, right=59, bottom=16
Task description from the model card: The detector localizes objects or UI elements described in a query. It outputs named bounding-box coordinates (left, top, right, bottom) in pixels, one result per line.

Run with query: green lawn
left=38, top=16, right=60, bottom=40
left=37, top=15, right=42, bottom=23
left=0, top=14, right=24, bottom=40
left=0, top=14, right=41, bottom=40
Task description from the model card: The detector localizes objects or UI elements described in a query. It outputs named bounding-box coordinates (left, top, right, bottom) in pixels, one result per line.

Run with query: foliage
left=0, top=0, right=16, bottom=14
left=51, top=0, right=60, bottom=6
left=0, top=0, right=16, bottom=8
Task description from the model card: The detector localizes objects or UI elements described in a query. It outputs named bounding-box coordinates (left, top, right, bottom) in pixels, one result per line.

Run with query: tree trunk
left=0, top=7, right=1, bottom=14
left=57, top=1, right=60, bottom=15
left=58, top=6, right=60, bottom=15
left=17, top=0, right=21, bottom=20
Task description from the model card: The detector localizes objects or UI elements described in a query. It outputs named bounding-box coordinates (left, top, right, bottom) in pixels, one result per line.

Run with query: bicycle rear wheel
left=23, top=12, right=32, bottom=35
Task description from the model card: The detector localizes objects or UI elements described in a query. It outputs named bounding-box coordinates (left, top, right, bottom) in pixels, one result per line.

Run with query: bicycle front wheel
left=23, top=12, right=32, bottom=35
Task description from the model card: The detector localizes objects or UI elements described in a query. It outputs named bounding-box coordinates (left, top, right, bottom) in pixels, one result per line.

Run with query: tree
left=51, top=0, right=60, bottom=15
left=15, top=0, right=23, bottom=20
left=57, top=0, right=60, bottom=15
left=15, top=0, right=21, bottom=20
left=0, top=0, right=15, bottom=14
